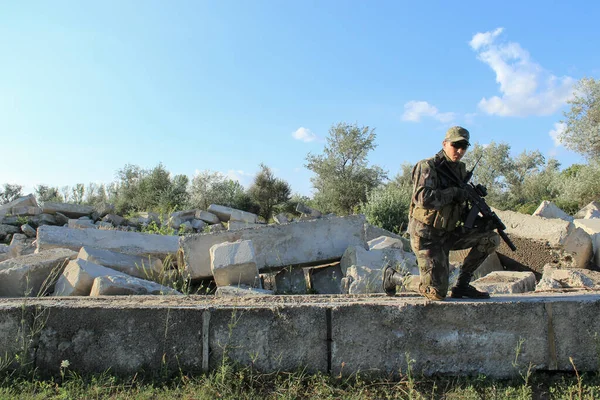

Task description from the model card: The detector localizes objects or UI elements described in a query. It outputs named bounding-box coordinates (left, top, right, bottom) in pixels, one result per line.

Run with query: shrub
left=360, top=183, right=411, bottom=234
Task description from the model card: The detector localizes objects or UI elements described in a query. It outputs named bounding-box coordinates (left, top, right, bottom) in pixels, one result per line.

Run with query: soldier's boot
left=418, top=284, right=445, bottom=301
left=450, top=272, right=490, bottom=299
left=382, top=263, right=404, bottom=296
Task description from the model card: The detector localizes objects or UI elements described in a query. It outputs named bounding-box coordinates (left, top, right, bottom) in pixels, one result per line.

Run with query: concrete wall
left=1, top=294, right=600, bottom=378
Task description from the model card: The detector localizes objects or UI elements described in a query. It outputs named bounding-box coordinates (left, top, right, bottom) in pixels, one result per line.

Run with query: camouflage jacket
left=408, top=150, right=467, bottom=238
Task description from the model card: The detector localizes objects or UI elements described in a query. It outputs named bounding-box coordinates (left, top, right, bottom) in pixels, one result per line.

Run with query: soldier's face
left=442, top=140, right=468, bottom=162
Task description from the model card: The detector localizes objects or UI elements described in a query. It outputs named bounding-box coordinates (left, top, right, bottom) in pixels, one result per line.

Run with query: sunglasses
left=451, top=141, right=470, bottom=150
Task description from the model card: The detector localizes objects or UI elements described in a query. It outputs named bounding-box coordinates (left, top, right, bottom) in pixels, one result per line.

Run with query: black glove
left=452, top=187, right=468, bottom=203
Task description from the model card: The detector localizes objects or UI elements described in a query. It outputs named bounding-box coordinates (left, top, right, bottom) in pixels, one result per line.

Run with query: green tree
left=189, top=170, right=248, bottom=210
left=247, top=163, right=291, bottom=221
left=361, top=181, right=412, bottom=234
left=0, top=184, right=23, bottom=204
left=305, top=122, right=387, bottom=215
left=560, top=77, right=600, bottom=160
left=35, top=185, right=63, bottom=203
left=72, top=183, right=85, bottom=204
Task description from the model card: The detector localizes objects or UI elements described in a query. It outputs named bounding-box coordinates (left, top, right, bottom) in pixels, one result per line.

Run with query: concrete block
left=10, top=206, right=43, bottom=216
left=180, top=214, right=367, bottom=279
left=210, top=240, right=260, bottom=288
left=275, top=267, right=307, bottom=294
left=345, top=265, right=385, bottom=294
left=93, top=202, right=115, bottom=218
left=196, top=210, right=220, bottom=225
left=0, top=224, right=20, bottom=240
left=331, top=301, right=549, bottom=378
left=295, top=203, right=322, bottom=218
left=207, top=204, right=257, bottom=223
left=574, top=219, right=600, bottom=267
left=574, top=201, right=600, bottom=219
left=0, top=248, right=78, bottom=297
left=215, top=285, right=274, bottom=297
left=273, top=213, right=289, bottom=224
left=474, top=252, right=504, bottom=278
left=229, top=209, right=259, bottom=224
left=30, top=213, right=57, bottom=227
left=341, top=245, right=418, bottom=277
left=68, top=219, right=97, bottom=229
left=89, top=275, right=181, bottom=296
left=0, top=194, right=38, bottom=218
left=95, top=221, right=114, bottom=229
left=228, top=220, right=260, bottom=231
left=308, top=263, right=343, bottom=294
left=102, top=214, right=125, bottom=226
left=472, top=271, right=536, bottom=294
left=37, top=225, right=179, bottom=260
left=41, top=202, right=94, bottom=218
left=191, top=219, right=207, bottom=232
left=21, top=224, right=36, bottom=238
left=533, top=201, right=573, bottom=222
left=54, top=212, right=69, bottom=225
left=54, top=258, right=129, bottom=296
left=536, top=266, right=600, bottom=291
left=179, top=221, right=194, bottom=233
left=78, top=246, right=163, bottom=279
left=365, top=224, right=411, bottom=249
left=494, top=208, right=593, bottom=269
left=208, top=223, right=226, bottom=233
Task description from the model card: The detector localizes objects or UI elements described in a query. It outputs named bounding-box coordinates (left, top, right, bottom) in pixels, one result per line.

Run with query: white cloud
left=402, top=101, right=456, bottom=123
left=226, top=169, right=254, bottom=187
left=470, top=28, right=575, bottom=117
left=549, top=122, right=566, bottom=147
left=292, top=127, right=317, bottom=142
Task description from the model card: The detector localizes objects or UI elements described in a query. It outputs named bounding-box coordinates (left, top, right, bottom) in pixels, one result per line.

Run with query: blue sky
left=1, top=1, right=598, bottom=197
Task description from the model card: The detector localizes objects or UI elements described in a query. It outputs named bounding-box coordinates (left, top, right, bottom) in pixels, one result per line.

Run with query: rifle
left=437, top=160, right=517, bottom=251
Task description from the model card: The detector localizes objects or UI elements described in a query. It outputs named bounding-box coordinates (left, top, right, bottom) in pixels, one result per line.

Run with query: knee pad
left=476, top=233, right=501, bottom=254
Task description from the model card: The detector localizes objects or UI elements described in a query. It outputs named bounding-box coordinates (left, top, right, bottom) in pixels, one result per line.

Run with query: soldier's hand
left=452, top=187, right=468, bottom=203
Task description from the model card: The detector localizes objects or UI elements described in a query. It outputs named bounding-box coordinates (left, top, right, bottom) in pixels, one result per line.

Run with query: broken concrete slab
left=21, top=224, right=36, bottom=238
left=494, top=208, right=593, bottom=269
left=535, top=265, right=600, bottom=291
left=295, top=203, right=322, bottom=219
left=308, top=263, right=342, bottom=294
left=68, top=219, right=97, bottom=229
left=78, top=247, right=163, bottom=279
left=364, top=224, right=411, bottom=251
left=341, top=244, right=418, bottom=277
left=102, top=214, right=125, bottom=226
left=472, top=271, right=536, bottom=294
left=474, top=252, right=504, bottom=279
left=180, top=215, right=367, bottom=279
left=368, top=235, right=411, bottom=252
left=207, top=204, right=257, bottom=223
left=37, top=225, right=179, bottom=260
left=228, top=220, right=260, bottom=231
left=54, top=258, right=129, bottom=296
left=0, top=248, right=78, bottom=297
left=274, top=267, right=307, bottom=294
left=0, top=194, right=38, bottom=218
left=30, top=213, right=57, bottom=227
left=573, top=219, right=600, bottom=267
left=0, top=224, right=20, bottom=240
left=210, top=240, right=260, bottom=288
left=273, top=213, right=289, bottom=224
left=41, top=202, right=95, bottom=218
left=215, top=285, right=274, bottom=297
left=89, top=275, right=181, bottom=296
left=344, top=265, right=386, bottom=294
left=533, top=200, right=573, bottom=222
left=574, top=201, right=600, bottom=219
left=10, top=206, right=43, bottom=216
left=191, top=219, right=207, bottom=232
left=196, top=210, right=220, bottom=225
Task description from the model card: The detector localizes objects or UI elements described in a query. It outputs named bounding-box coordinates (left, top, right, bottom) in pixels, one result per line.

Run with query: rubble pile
left=1, top=195, right=600, bottom=298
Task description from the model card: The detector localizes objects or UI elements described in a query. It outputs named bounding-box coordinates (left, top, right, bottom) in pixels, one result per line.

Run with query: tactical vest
left=409, top=151, right=466, bottom=232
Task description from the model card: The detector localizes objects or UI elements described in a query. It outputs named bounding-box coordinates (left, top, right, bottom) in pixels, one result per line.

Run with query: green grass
left=2, top=366, right=600, bottom=400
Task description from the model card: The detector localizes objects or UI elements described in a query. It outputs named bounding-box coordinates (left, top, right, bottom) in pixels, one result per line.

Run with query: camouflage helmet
left=444, top=126, right=470, bottom=144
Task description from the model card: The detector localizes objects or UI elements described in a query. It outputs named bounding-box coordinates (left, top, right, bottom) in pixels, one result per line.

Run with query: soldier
left=383, top=126, right=500, bottom=300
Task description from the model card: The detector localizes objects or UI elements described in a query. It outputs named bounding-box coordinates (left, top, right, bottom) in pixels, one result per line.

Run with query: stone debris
left=472, top=271, right=537, bottom=294
left=274, top=267, right=308, bottom=294
left=575, top=201, right=600, bottom=219
left=77, top=246, right=164, bottom=279
left=89, top=275, right=181, bottom=296
left=0, top=248, right=78, bottom=297
left=41, top=202, right=95, bottom=218
left=535, top=265, right=600, bottom=291
left=0, top=194, right=38, bottom=218
left=308, top=263, right=343, bottom=294
left=273, top=213, right=289, bottom=224
left=54, top=258, right=129, bottom=296
left=68, top=219, right=97, bottom=229
left=494, top=208, right=593, bottom=269
left=196, top=210, right=220, bottom=225
left=533, top=200, right=574, bottom=222
left=210, top=240, right=261, bottom=288
left=228, top=220, right=260, bottom=231
left=20, top=224, right=36, bottom=238
left=208, top=204, right=258, bottom=223
left=295, top=203, right=322, bottom=219
left=573, top=219, right=600, bottom=267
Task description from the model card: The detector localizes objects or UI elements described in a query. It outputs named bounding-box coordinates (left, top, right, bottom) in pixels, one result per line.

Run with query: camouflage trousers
left=410, top=226, right=500, bottom=298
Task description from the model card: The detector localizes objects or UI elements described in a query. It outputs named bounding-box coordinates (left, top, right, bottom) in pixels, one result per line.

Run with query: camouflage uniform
left=408, top=149, right=500, bottom=299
